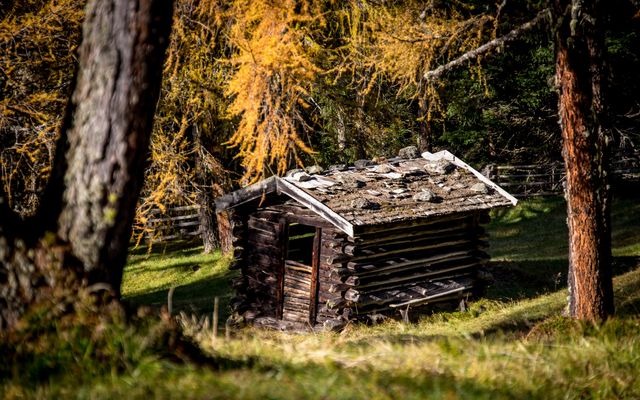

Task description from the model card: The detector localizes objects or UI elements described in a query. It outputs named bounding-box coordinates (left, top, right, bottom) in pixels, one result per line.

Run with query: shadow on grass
left=128, top=239, right=202, bottom=257
left=127, top=259, right=214, bottom=275
left=124, top=269, right=239, bottom=321
left=485, top=259, right=567, bottom=301
left=616, top=296, right=640, bottom=317
left=486, top=256, right=640, bottom=302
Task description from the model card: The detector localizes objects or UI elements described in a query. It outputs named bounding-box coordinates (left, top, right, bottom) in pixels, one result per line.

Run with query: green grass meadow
left=123, top=243, right=236, bottom=319
left=2, top=193, right=640, bottom=399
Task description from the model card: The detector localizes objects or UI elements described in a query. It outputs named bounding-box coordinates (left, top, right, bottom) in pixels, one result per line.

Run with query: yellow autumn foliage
left=0, top=0, right=84, bottom=213
left=344, top=0, right=496, bottom=122
left=223, top=0, right=325, bottom=183
left=2, top=0, right=503, bottom=227
left=132, top=0, right=231, bottom=244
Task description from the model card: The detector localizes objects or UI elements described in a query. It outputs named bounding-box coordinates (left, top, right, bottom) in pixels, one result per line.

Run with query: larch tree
left=223, top=0, right=324, bottom=183
left=342, top=0, right=499, bottom=152
left=554, top=0, right=614, bottom=320
left=133, top=0, right=232, bottom=253
left=415, top=0, right=616, bottom=321
left=0, top=0, right=173, bottom=330
left=0, top=0, right=84, bottom=214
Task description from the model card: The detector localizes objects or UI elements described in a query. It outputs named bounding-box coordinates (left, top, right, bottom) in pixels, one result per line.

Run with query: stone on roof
left=215, top=150, right=517, bottom=236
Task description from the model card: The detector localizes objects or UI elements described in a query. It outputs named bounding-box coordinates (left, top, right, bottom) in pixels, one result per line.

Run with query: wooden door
left=279, top=223, right=321, bottom=324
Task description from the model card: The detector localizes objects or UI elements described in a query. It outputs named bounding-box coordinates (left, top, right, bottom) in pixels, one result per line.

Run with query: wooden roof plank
left=214, top=176, right=278, bottom=210
left=422, top=150, right=518, bottom=206
left=278, top=178, right=355, bottom=237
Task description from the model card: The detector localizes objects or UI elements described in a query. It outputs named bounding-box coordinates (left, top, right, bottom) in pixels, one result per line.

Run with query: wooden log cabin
left=215, top=150, right=517, bottom=331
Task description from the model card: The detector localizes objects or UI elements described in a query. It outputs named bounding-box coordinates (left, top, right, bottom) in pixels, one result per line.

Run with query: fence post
left=167, top=286, right=176, bottom=316
left=213, top=296, right=219, bottom=343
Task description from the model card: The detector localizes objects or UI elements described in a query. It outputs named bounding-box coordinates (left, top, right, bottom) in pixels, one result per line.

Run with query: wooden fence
left=143, top=204, right=201, bottom=243
left=484, top=162, right=565, bottom=198
left=485, top=152, right=640, bottom=198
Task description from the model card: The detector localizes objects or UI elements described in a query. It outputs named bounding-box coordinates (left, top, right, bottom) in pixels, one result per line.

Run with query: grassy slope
left=3, top=194, right=640, bottom=399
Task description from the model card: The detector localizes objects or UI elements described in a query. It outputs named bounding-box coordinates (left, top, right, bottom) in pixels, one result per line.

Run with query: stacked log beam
left=316, top=227, right=350, bottom=326
left=227, top=210, right=249, bottom=315
left=323, top=211, right=490, bottom=320
left=230, top=208, right=284, bottom=323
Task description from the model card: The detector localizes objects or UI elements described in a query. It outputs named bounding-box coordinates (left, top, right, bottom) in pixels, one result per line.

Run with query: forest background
left=1, top=0, right=639, bottom=242
left=1, top=1, right=640, bottom=396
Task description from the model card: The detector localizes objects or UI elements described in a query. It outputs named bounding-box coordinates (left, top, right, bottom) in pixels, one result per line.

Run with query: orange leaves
left=224, top=0, right=322, bottom=183
left=132, top=0, right=233, bottom=243
left=0, top=0, right=83, bottom=212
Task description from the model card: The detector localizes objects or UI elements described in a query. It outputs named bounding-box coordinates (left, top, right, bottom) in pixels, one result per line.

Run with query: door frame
left=277, top=218, right=322, bottom=324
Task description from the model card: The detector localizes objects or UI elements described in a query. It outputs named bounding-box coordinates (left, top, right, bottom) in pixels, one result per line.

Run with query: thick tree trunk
left=0, top=0, right=173, bottom=330
left=198, top=198, right=218, bottom=253
left=554, top=0, right=614, bottom=321
left=217, top=210, right=234, bottom=255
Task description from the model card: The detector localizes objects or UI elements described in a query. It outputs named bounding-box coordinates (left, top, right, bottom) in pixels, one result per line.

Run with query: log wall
left=228, top=199, right=492, bottom=331
left=329, top=211, right=489, bottom=320
left=228, top=206, right=284, bottom=322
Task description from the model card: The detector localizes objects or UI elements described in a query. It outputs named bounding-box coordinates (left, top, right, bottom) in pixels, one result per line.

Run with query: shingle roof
left=216, top=150, right=517, bottom=236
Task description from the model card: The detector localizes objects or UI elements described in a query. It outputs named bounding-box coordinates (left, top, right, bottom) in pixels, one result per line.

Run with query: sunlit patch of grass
left=614, top=244, right=640, bottom=257
left=488, top=197, right=569, bottom=261
left=489, top=195, right=640, bottom=262
left=123, top=245, right=223, bottom=296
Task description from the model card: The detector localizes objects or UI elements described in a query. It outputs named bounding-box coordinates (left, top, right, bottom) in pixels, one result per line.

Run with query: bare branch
left=423, top=9, right=550, bottom=82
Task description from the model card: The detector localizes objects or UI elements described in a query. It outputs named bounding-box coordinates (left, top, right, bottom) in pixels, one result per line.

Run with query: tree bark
left=217, top=210, right=234, bottom=255
left=0, top=0, right=173, bottom=330
left=193, top=125, right=219, bottom=253
left=554, top=0, right=614, bottom=321
left=418, top=96, right=434, bottom=153
left=353, top=92, right=368, bottom=160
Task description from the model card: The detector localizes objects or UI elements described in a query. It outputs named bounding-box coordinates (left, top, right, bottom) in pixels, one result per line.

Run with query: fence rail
left=142, top=204, right=201, bottom=243
left=485, top=152, right=640, bottom=198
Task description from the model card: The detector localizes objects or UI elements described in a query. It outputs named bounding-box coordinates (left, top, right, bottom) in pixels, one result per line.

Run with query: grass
left=2, top=194, right=640, bottom=399
left=122, top=241, right=236, bottom=318
left=485, top=192, right=640, bottom=301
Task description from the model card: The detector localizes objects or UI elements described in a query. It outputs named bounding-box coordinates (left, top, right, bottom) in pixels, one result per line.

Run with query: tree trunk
left=193, top=125, right=219, bottom=253
left=0, top=0, right=173, bottom=330
left=198, top=198, right=218, bottom=253
left=353, top=93, right=368, bottom=160
left=418, top=96, right=433, bottom=153
left=336, top=111, right=347, bottom=152
left=554, top=0, right=614, bottom=321
left=217, top=210, right=234, bottom=255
